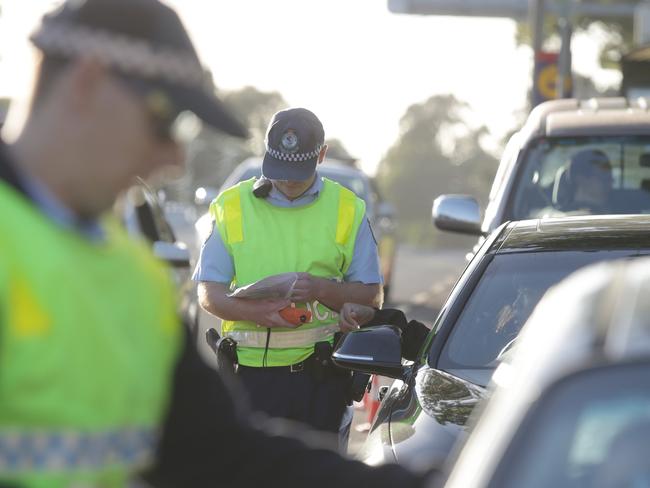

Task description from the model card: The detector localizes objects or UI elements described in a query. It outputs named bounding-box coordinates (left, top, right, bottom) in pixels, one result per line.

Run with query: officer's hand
left=290, top=272, right=323, bottom=302
left=246, top=299, right=298, bottom=328
left=339, top=303, right=376, bottom=333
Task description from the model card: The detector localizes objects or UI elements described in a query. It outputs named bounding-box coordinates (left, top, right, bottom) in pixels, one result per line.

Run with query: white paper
left=227, top=272, right=298, bottom=300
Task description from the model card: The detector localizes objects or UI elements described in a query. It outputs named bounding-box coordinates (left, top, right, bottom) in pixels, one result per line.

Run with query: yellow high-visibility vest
left=0, top=181, right=182, bottom=488
left=211, top=177, right=365, bottom=367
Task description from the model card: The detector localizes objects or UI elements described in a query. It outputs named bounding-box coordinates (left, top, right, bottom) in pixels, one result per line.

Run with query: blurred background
left=0, top=0, right=646, bottom=317
left=3, top=0, right=649, bottom=455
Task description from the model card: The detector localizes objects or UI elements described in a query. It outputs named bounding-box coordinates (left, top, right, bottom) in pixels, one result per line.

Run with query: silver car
left=444, top=256, right=650, bottom=488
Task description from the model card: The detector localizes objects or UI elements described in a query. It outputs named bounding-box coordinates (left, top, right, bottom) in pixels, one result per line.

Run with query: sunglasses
left=142, top=89, right=178, bottom=142
left=118, top=75, right=178, bottom=142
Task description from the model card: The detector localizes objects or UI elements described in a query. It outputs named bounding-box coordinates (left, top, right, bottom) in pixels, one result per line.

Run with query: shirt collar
left=10, top=156, right=105, bottom=241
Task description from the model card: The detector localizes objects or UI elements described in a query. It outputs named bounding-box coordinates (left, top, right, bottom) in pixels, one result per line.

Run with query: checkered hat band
left=30, top=22, right=206, bottom=88
left=0, top=428, right=157, bottom=472
left=266, top=144, right=322, bottom=162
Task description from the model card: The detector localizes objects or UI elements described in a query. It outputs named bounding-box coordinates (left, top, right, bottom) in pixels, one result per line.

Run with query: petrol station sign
left=533, top=51, right=572, bottom=107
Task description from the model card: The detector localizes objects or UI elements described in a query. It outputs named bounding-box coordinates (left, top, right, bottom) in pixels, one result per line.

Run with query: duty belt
left=226, top=325, right=340, bottom=348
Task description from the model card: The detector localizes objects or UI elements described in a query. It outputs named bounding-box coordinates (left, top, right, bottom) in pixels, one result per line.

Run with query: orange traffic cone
left=366, top=375, right=381, bottom=423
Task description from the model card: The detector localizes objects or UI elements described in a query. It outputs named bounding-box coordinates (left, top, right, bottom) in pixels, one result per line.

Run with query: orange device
left=279, top=306, right=312, bottom=326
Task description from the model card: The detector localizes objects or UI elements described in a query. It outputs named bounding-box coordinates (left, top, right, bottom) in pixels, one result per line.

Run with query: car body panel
left=493, top=215, right=650, bottom=253
left=387, top=367, right=484, bottom=473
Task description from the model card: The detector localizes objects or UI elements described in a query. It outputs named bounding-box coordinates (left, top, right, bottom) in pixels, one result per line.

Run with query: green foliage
left=377, top=95, right=498, bottom=249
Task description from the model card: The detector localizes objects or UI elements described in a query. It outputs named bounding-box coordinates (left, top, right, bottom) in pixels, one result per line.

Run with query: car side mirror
left=332, top=325, right=405, bottom=379
left=432, top=194, right=483, bottom=236
left=153, top=241, right=191, bottom=268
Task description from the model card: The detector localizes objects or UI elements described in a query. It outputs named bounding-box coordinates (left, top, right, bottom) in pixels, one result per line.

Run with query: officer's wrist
left=313, top=276, right=327, bottom=300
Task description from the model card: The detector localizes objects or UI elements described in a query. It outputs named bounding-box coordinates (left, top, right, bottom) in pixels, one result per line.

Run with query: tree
left=377, top=95, right=498, bottom=248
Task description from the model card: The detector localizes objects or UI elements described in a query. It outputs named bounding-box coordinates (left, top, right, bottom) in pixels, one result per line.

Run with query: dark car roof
left=493, top=215, right=650, bottom=253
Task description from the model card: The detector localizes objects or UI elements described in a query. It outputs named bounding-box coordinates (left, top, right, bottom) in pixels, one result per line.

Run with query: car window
left=436, top=250, right=639, bottom=386
left=491, top=363, right=650, bottom=488
left=509, top=136, right=650, bottom=220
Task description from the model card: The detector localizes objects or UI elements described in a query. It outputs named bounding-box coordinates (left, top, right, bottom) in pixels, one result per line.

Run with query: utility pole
left=557, top=0, right=573, bottom=99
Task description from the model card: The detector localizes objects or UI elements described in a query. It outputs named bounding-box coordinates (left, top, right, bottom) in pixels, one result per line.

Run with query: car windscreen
left=436, top=250, right=642, bottom=386
left=509, top=136, right=650, bottom=220
left=490, top=363, right=650, bottom=488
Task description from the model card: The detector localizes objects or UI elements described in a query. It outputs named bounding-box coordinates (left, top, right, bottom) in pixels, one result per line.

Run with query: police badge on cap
left=280, top=130, right=299, bottom=153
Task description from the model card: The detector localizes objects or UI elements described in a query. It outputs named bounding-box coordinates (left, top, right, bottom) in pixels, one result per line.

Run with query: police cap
left=30, top=0, right=247, bottom=138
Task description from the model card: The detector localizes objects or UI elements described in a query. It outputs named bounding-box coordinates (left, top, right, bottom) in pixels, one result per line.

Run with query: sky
left=0, top=0, right=620, bottom=174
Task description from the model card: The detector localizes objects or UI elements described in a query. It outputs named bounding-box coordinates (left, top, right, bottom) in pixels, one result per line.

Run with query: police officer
left=195, top=108, right=383, bottom=435
left=0, top=1, right=425, bottom=487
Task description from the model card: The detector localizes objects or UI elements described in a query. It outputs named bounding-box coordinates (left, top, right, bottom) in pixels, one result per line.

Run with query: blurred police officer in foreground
left=0, top=0, right=424, bottom=486
left=195, top=108, right=383, bottom=443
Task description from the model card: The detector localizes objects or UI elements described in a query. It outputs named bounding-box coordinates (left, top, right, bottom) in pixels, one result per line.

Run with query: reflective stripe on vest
left=218, top=179, right=358, bottom=249
left=336, top=186, right=357, bottom=245
left=222, top=187, right=243, bottom=244
left=0, top=428, right=156, bottom=472
left=226, top=325, right=340, bottom=348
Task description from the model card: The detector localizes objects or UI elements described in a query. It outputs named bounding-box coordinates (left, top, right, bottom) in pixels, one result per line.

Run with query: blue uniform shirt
left=193, top=174, right=383, bottom=285
left=15, top=163, right=105, bottom=240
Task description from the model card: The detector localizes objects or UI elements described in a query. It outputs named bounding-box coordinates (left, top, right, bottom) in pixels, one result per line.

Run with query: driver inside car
left=561, top=149, right=614, bottom=214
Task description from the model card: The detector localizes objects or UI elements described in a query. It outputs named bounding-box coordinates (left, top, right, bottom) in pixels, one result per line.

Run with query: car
left=444, top=256, right=650, bottom=488
left=432, top=97, right=650, bottom=245
left=194, top=156, right=397, bottom=300
left=332, top=215, right=650, bottom=473
left=117, top=179, right=196, bottom=331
